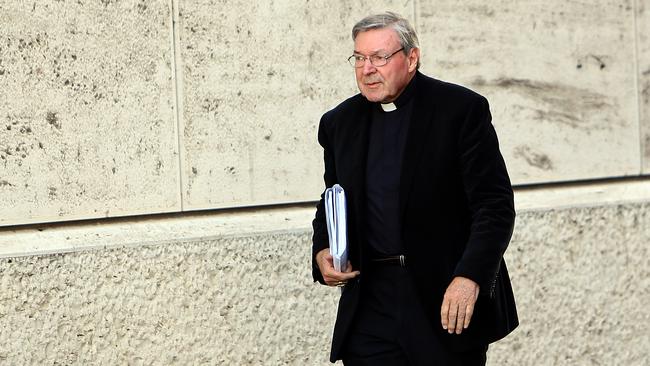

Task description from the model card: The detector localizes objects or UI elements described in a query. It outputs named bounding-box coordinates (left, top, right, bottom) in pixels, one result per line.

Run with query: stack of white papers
left=324, top=184, right=348, bottom=272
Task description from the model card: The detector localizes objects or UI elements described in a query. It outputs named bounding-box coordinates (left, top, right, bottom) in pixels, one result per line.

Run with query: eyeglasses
left=347, top=48, right=405, bottom=68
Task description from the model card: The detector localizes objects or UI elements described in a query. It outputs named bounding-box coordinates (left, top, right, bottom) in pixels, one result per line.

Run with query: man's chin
left=361, top=91, right=385, bottom=103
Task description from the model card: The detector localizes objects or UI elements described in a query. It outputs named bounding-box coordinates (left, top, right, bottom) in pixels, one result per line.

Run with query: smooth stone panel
left=639, top=1, right=650, bottom=173
left=417, top=1, right=640, bottom=184
left=179, top=1, right=413, bottom=210
left=0, top=1, right=179, bottom=226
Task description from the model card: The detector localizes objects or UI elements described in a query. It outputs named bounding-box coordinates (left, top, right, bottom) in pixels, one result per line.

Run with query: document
left=324, top=184, right=348, bottom=272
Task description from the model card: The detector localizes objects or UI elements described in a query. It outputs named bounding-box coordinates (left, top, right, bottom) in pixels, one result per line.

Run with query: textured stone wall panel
left=491, top=203, right=650, bottom=365
left=0, top=232, right=338, bottom=365
left=1, top=203, right=648, bottom=364
left=639, top=0, right=650, bottom=173
left=178, top=1, right=413, bottom=209
left=0, top=1, right=180, bottom=226
left=417, top=0, right=640, bottom=184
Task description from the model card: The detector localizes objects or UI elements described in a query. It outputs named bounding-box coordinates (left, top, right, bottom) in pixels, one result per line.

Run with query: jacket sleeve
left=311, top=114, right=337, bottom=284
left=452, top=96, right=515, bottom=297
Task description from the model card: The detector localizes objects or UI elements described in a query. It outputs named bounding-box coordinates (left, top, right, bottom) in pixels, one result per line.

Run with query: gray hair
left=352, top=12, right=420, bottom=69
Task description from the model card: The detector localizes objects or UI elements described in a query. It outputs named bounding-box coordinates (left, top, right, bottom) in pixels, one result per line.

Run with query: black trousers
left=341, top=266, right=488, bottom=366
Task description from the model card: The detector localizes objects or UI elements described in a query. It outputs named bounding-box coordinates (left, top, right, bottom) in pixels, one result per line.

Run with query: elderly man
left=311, top=12, right=518, bottom=366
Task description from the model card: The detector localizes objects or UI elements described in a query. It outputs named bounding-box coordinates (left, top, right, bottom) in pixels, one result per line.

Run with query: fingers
left=463, top=302, right=474, bottom=329
left=441, top=299, right=462, bottom=334
left=447, top=305, right=458, bottom=334
left=455, top=305, right=465, bottom=334
left=338, top=270, right=361, bottom=280
left=440, top=277, right=480, bottom=335
left=315, top=248, right=332, bottom=267
left=317, top=251, right=359, bottom=287
left=342, top=260, right=354, bottom=273
left=323, top=269, right=360, bottom=286
left=440, top=298, right=449, bottom=331
left=441, top=300, right=464, bottom=334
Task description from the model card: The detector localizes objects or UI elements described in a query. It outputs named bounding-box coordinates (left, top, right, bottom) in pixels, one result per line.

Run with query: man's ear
left=407, top=48, right=420, bottom=72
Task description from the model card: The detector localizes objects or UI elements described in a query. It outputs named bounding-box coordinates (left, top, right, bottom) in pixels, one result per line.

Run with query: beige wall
left=639, top=2, right=650, bottom=172
left=0, top=200, right=648, bottom=365
left=2, top=1, right=649, bottom=225
left=0, top=1, right=181, bottom=225
left=418, top=0, right=641, bottom=183
left=1, top=1, right=650, bottom=365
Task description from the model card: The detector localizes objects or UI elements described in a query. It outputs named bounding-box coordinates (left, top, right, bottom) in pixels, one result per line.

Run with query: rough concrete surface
left=417, top=0, right=640, bottom=184
left=0, top=232, right=338, bottom=365
left=491, top=202, right=650, bottom=365
left=638, top=0, right=650, bottom=173
left=178, top=0, right=413, bottom=210
left=0, top=1, right=180, bottom=226
left=1, top=202, right=648, bottom=365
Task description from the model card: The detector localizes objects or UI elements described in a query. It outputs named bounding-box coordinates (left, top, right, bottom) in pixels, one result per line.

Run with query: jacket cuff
left=453, top=260, right=501, bottom=298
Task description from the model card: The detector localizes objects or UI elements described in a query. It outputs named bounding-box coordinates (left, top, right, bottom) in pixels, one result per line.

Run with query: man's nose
left=361, top=58, right=376, bottom=74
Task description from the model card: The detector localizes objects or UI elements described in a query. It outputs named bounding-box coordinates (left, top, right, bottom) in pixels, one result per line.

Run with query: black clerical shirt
left=365, top=76, right=416, bottom=256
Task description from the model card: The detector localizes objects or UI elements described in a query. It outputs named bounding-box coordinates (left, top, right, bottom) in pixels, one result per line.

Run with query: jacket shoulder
left=321, top=93, right=367, bottom=122
left=418, top=73, right=487, bottom=108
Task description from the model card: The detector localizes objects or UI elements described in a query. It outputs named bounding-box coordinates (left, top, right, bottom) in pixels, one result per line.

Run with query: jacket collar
left=347, top=72, right=435, bottom=220
left=378, top=74, right=417, bottom=112
left=398, top=72, right=436, bottom=218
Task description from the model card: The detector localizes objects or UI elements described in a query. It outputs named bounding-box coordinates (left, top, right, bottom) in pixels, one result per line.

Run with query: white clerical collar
left=380, top=102, right=397, bottom=112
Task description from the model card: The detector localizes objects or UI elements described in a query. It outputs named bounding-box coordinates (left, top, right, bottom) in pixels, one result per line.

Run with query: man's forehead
left=353, top=28, right=400, bottom=54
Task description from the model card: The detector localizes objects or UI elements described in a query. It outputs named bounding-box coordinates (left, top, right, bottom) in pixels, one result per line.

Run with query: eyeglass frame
left=347, top=47, right=405, bottom=68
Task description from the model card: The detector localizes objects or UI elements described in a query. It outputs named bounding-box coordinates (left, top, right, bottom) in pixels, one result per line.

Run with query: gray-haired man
left=312, top=12, right=518, bottom=365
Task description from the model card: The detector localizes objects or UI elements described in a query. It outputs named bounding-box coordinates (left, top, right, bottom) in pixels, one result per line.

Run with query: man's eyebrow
left=352, top=49, right=387, bottom=55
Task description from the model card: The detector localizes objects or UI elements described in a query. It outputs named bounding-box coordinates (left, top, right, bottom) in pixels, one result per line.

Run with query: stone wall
left=1, top=202, right=648, bottom=365
left=1, top=1, right=649, bottom=365
left=2, top=0, right=649, bottom=225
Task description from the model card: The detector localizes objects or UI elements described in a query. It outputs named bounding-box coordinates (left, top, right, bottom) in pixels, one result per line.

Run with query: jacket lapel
left=347, top=100, right=372, bottom=252
left=399, top=74, right=436, bottom=219
left=344, top=99, right=372, bottom=194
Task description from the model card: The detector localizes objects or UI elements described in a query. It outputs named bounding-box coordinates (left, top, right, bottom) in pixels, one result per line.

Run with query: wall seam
left=412, top=0, right=418, bottom=36
left=3, top=197, right=650, bottom=258
left=633, top=0, right=643, bottom=173
left=170, top=0, right=186, bottom=210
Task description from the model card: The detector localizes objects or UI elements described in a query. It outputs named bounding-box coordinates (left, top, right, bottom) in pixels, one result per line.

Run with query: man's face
left=353, top=27, right=419, bottom=103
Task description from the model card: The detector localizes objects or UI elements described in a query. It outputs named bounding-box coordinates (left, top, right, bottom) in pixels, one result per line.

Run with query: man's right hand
left=316, top=248, right=360, bottom=287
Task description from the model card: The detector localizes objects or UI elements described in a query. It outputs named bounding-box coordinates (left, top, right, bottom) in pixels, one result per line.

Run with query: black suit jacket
left=312, top=72, right=518, bottom=362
